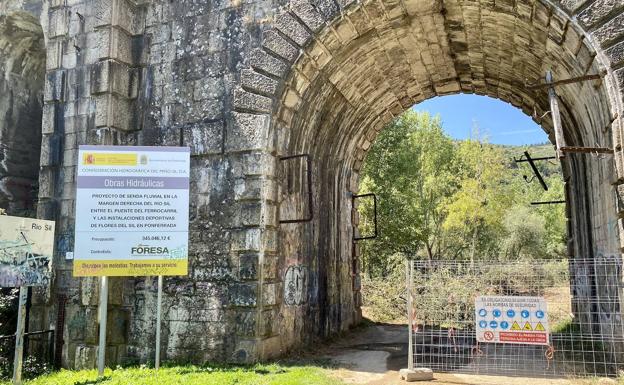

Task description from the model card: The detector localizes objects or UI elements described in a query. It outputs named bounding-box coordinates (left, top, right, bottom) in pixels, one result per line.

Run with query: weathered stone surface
left=249, top=48, right=290, bottom=77
left=592, top=12, right=624, bottom=46
left=274, top=12, right=312, bottom=47
left=577, top=0, right=624, bottom=29
left=606, top=40, right=624, bottom=65
left=290, top=0, right=326, bottom=32
left=262, top=30, right=300, bottom=63
left=241, top=69, right=279, bottom=96
left=399, top=368, right=434, bottom=381
left=226, top=112, right=271, bottom=152
left=3, top=0, right=624, bottom=371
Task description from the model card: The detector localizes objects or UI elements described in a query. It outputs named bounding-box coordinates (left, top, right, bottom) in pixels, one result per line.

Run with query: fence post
left=407, top=259, right=414, bottom=371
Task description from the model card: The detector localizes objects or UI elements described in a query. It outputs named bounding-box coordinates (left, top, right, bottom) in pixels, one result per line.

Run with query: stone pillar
left=32, top=0, right=145, bottom=369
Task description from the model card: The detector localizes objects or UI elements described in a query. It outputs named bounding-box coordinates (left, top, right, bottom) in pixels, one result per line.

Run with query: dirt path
left=321, top=324, right=617, bottom=385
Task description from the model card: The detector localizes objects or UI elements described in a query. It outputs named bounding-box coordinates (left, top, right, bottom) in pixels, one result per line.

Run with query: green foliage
left=358, top=110, right=567, bottom=279
left=0, top=289, right=17, bottom=379
left=0, top=363, right=343, bottom=385
left=361, top=266, right=407, bottom=323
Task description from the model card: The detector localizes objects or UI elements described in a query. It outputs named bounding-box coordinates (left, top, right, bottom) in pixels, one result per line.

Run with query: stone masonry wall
left=1, top=0, right=624, bottom=369
left=0, top=8, right=46, bottom=216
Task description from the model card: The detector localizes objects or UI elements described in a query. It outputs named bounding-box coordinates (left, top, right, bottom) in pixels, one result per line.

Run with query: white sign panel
left=74, top=145, right=190, bottom=277
left=475, top=296, right=550, bottom=345
left=0, top=215, right=55, bottom=287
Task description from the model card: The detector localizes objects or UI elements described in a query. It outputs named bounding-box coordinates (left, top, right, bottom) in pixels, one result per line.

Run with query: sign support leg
left=12, top=286, right=28, bottom=385
left=407, top=260, right=414, bottom=371
left=97, top=276, right=108, bottom=377
left=155, top=275, right=163, bottom=370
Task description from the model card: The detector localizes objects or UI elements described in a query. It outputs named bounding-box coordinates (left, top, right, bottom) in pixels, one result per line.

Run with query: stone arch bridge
left=1, top=0, right=624, bottom=369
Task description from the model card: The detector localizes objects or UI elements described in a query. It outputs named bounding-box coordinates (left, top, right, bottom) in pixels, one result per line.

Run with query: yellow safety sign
left=523, top=322, right=533, bottom=331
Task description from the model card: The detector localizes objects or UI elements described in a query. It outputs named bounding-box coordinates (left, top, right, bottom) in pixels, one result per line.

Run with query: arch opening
left=269, top=0, right=623, bottom=367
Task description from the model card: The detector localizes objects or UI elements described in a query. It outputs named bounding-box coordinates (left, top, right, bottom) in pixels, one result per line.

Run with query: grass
left=0, top=363, right=345, bottom=385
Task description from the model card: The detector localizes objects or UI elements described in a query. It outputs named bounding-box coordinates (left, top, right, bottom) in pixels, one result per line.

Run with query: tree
left=358, top=111, right=459, bottom=276
left=442, top=137, right=515, bottom=263
left=357, top=110, right=568, bottom=278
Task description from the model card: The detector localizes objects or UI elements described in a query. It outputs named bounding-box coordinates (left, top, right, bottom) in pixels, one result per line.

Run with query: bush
left=365, top=260, right=571, bottom=329
left=361, top=271, right=407, bottom=323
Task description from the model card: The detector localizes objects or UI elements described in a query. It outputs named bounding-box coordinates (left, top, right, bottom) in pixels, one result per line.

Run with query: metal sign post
left=407, top=260, right=414, bottom=371
left=97, top=276, right=109, bottom=377
left=12, top=286, right=28, bottom=385
left=155, top=275, right=163, bottom=370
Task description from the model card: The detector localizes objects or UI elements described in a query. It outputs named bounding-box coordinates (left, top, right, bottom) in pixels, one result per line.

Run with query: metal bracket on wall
left=530, top=71, right=613, bottom=158
left=525, top=71, right=605, bottom=90
left=352, top=193, right=378, bottom=241
left=531, top=200, right=566, bottom=205
left=279, top=154, right=314, bottom=224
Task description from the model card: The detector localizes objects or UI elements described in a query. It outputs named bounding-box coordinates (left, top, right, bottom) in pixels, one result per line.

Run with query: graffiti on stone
left=0, top=215, right=55, bottom=287
left=284, top=265, right=308, bottom=306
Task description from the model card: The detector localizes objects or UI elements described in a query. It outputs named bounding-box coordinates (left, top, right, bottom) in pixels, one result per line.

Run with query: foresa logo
left=131, top=245, right=170, bottom=256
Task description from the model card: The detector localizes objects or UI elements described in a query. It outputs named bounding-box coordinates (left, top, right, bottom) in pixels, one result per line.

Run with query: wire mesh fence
left=407, top=257, right=624, bottom=377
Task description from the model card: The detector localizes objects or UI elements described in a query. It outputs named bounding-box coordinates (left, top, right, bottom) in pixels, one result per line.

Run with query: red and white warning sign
left=475, top=296, right=549, bottom=345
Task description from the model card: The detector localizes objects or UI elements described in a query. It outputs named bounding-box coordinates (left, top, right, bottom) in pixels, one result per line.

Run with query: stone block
left=90, top=60, right=134, bottom=97
left=241, top=69, right=279, bottom=96
left=262, top=30, right=300, bottom=63
left=74, top=344, right=97, bottom=370
left=399, top=368, right=434, bottom=381
left=232, top=339, right=257, bottom=363
left=274, top=12, right=312, bottom=47
left=263, top=256, right=279, bottom=281
left=310, top=0, right=340, bottom=20
left=233, top=310, right=256, bottom=336
left=239, top=253, right=259, bottom=280
left=249, top=48, right=289, bottom=78
left=107, top=308, right=129, bottom=345
left=592, top=13, right=624, bottom=47
left=193, top=77, right=225, bottom=101
left=93, top=27, right=134, bottom=65
left=262, top=283, right=280, bottom=306
left=290, top=0, right=326, bottom=32
left=94, top=94, right=135, bottom=131
left=606, top=41, right=624, bottom=66
left=183, top=121, right=224, bottom=155
left=225, top=112, right=270, bottom=153
left=577, top=0, right=622, bottom=29
left=229, top=283, right=258, bottom=307
left=44, top=71, right=65, bottom=102
left=48, top=8, right=69, bottom=38
left=233, top=89, right=273, bottom=114
left=41, top=103, right=58, bottom=135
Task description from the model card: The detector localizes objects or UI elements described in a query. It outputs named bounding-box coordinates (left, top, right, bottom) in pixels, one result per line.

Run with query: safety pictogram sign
left=475, top=296, right=549, bottom=345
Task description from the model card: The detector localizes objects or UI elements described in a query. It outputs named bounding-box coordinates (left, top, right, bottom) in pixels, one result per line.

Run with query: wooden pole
left=12, top=286, right=28, bottom=385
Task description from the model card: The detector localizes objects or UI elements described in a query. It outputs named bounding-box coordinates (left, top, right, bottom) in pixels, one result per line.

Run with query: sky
left=413, top=94, right=548, bottom=146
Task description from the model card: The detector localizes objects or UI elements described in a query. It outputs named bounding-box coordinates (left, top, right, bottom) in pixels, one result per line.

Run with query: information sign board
left=74, top=145, right=190, bottom=277
left=475, top=295, right=549, bottom=345
left=0, top=215, right=55, bottom=287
